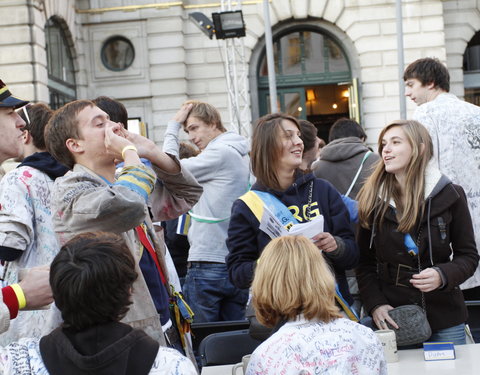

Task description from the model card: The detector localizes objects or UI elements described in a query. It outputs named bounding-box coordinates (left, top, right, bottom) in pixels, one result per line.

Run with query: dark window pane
left=101, top=36, right=135, bottom=71
left=326, top=38, right=349, bottom=72
left=45, top=18, right=76, bottom=107
left=304, top=32, right=325, bottom=74
left=281, top=32, right=302, bottom=75
left=284, top=92, right=301, bottom=117
left=259, top=42, right=280, bottom=76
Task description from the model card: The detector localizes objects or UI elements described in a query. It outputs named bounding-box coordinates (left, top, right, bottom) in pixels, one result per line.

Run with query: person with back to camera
left=226, top=113, right=359, bottom=315
left=355, top=119, right=479, bottom=345
left=246, top=235, right=386, bottom=375
left=313, top=118, right=379, bottom=200
left=0, top=231, right=197, bottom=374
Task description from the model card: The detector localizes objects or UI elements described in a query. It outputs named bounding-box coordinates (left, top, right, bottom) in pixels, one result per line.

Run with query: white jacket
left=414, top=93, right=480, bottom=289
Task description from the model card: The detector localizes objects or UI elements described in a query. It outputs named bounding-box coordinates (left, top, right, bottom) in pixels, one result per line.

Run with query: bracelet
left=11, top=284, right=26, bottom=310
left=2, top=286, right=19, bottom=319
left=121, top=145, right=138, bottom=160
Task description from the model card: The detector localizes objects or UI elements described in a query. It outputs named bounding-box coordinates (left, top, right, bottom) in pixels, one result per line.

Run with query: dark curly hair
left=50, top=232, right=137, bottom=331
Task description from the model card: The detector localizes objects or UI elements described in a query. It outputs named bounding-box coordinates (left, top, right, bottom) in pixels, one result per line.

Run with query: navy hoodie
left=19, top=151, right=69, bottom=180
left=226, top=172, right=359, bottom=303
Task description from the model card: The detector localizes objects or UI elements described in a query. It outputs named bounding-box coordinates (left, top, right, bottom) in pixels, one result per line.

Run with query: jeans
left=183, top=262, right=249, bottom=323
left=429, top=323, right=466, bottom=345
left=360, top=317, right=466, bottom=347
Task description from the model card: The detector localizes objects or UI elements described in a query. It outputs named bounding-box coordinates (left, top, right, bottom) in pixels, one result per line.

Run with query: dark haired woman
left=226, top=113, right=358, bottom=310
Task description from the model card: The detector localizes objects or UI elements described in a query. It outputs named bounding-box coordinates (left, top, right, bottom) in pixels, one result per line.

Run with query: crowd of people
left=0, top=56, right=477, bottom=374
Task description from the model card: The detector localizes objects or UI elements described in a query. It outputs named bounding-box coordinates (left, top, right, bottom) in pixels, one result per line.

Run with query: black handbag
left=386, top=229, right=432, bottom=346
left=386, top=304, right=432, bottom=346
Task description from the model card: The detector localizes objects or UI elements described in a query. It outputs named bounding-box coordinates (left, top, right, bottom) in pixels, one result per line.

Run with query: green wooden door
left=259, top=87, right=307, bottom=119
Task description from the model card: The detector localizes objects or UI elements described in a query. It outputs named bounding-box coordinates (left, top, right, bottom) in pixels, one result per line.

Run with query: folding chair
left=199, top=329, right=263, bottom=366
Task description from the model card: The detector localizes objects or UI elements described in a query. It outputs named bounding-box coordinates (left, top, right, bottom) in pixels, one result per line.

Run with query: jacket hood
left=39, top=322, right=159, bottom=375
left=320, top=137, right=370, bottom=162
left=424, top=161, right=451, bottom=200
left=18, top=151, right=69, bottom=180
left=210, top=131, right=250, bottom=156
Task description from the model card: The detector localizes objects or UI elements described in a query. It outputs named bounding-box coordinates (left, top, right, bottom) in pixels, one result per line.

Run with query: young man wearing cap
left=45, top=100, right=202, bottom=362
left=0, top=80, right=53, bottom=336
left=0, top=103, right=69, bottom=345
left=404, top=58, right=480, bottom=297
left=0, top=80, right=29, bottom=176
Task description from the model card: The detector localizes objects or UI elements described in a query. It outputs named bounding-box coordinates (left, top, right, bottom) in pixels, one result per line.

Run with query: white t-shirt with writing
left=246, top=317, right=387, bottom=375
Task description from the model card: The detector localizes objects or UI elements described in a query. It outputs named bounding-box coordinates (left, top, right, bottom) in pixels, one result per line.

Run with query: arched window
left=257, top=28, right=353, bottom=141
left=463, top=31, right=480, bottom=106
left=45, top=18, right=76, bottom=109
left=258, top=31, right=350, bottom=82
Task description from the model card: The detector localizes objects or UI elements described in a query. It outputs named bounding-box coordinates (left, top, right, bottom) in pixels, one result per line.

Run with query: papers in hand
left=259, top=206, right=324, bottom=240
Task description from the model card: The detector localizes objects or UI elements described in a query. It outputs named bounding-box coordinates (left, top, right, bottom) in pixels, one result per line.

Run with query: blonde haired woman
left=246, top=235, right=386, bottom=375
left=356, top=120, right=478, bottom=344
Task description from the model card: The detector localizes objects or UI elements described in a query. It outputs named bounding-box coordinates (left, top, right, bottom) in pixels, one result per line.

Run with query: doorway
left=256, top=27, right=359, bottom=141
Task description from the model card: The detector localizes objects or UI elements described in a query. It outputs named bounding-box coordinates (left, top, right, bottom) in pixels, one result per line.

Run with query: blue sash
left=239, top=189, right=359, bottom=322
left=252, top=190, right=298, bottom=230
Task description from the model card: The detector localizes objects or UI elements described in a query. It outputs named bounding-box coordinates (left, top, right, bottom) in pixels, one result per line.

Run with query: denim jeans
left=360, top=317, right=466, bottom=347
left=429, top=323, right=466, bottom=345
left=183, top=262, right=249, bottom=323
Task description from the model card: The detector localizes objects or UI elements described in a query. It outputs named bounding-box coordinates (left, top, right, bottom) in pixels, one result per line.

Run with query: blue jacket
left=226, top=172, right=359, bottom=303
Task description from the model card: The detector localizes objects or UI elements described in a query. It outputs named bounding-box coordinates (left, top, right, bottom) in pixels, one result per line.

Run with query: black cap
left=0, top=79, right=29, bottom=109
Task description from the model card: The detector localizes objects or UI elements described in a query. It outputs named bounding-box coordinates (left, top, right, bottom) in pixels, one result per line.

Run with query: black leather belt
left=187, top=261, right=224, bottom=267
left=377, top=262, right=417, bottom=288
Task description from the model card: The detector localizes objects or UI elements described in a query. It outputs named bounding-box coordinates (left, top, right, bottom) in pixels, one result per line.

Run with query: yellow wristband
left=121, top=145, right=138, bottom=160
left=11, top=284, right=26, bottom=310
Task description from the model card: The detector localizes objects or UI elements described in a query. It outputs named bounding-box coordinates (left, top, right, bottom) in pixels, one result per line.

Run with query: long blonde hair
left=357, top=120, right=433, bottom=233
left=252, top=236, right=341, bottom=328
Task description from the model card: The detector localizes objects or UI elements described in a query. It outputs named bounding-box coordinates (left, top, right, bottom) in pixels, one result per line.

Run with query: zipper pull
left=438, top=217, right=447, bottom=241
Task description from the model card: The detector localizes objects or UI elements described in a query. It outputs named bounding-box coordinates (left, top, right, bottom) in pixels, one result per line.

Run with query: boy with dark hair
left=0, top=102, right=68, bottom=344
left=313, top=118, right=379, bottom=199
left=45, top=100, right=202, bottom=359
left=403, top=57, right=450, bottom=95
left=93, top=96, right=129, bottom=129
left=328, top=117, right=367, bottom=143
left=404, top=57, right=480, bottom=292
left=0, top=232, right=197, bottom=374
left=298, top=120, right=321, bottom=170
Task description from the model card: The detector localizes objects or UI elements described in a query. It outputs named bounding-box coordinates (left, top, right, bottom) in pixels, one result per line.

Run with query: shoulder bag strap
left=345, top=151, right=372, bottom=197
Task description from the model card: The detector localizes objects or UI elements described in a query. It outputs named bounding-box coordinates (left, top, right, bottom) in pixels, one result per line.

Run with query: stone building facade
left=1, top=0, right=479, bottom=145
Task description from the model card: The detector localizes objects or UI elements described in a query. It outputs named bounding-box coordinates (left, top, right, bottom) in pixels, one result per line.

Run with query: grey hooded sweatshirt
left=163, top=122, right=250, bottom=263
left=313, top=136, right=379, bottom=199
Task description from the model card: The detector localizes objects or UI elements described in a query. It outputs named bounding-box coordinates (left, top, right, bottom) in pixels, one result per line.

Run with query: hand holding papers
left=288, top=215, right=324, bottom=239
left=259, top=205, right=324, bottom=240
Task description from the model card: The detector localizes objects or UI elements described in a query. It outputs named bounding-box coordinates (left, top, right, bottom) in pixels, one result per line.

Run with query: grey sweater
left=313, top=137, right=379, bottom=199
left=163, top=121, right=250, bottom=263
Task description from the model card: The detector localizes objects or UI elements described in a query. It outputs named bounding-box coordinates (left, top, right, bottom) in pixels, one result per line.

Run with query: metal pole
left=263, top=0, right=278, bottom=113
left=396, top=0, right=407, bottom=119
